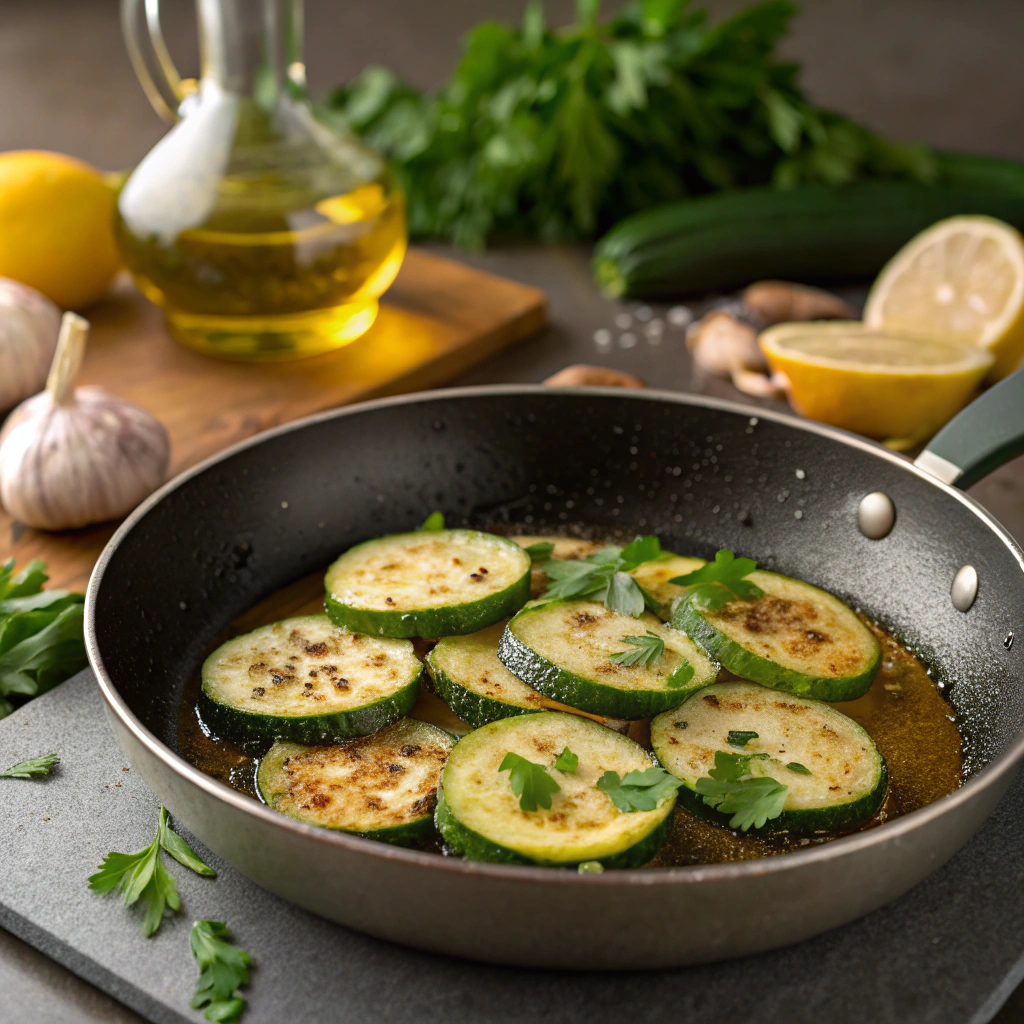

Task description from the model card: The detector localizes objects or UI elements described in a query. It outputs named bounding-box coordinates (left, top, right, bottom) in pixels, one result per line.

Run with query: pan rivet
left=857, top=492, right=895, bottom=539
left=951, top=565, right=978, bottom=613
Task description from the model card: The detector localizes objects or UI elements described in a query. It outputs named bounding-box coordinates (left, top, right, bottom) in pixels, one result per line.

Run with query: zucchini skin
left=435, top=786, right=672, bottom=869
left=325, top=574, right=531, bottom=640
left=426, top=650, right=537, bottom=727
left=671, top=598, right=880, bottom=703
left=673, top=758, right=888, bottom=836
left=197, top=672, right=421, bottom=746
left=497, top=612, right=700, bottom=720
left=593, top=180, right=1024, bottom=298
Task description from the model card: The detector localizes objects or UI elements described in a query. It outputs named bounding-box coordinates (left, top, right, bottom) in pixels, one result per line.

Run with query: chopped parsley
left=88, top=806, right=215, bottom=936
left=418, top=511, right=445, bottom=531
left=694, top=750, right=788, bottom=831
left=597, top=766, right=683, bottom=812
left=786, top=761, right=813, bottom=775
left=727, top=730, right=759, bottom=749
left=608, top=631, right=664, bottom=668
left=499, top=752, right=560, bottom=811
left=670, top=549, right=764, bottom=611
left=190, top=920, right=252, bottom=1023
left=540, top=535, right=661, bottom=617
left=523, top=541, right=555, bottom=563
left=0, top=753, right=59, bottom=778
left=554, top=746, right=579, bottom=773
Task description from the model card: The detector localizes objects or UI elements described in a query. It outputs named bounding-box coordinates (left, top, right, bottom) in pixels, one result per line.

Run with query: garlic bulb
left=0, top=278, right=61, bottom=411
left=0, top=312, right=171, bottom=531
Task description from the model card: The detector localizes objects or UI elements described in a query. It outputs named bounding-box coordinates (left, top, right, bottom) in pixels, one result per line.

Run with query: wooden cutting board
left=0, top=249, right=546, bottom=593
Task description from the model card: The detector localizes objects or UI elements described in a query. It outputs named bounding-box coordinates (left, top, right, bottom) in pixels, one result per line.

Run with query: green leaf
left=419, top=511, right=446, bottom=531
left=522, top=0, right=546, bottom=49
left=498, top=751, right=561, bottom=811
left=597, top=766, right=683, bottom=812
left=763, top=88, right=803, bottom=153
left=0, top=559, right=48, bottom=600
left=727, top=730, right=758, bottom=748
left=523, top=541, right=555, bottom=563
left=670, top=549, right=764, bottom=610
left=619, top=535, right=662, bottom=570
left=190, top=920, right=252, bottom=1021
left=609, top=631, right=665, bottom=668
left=786, top=761, right=812, bottom=775
left=554, top=746, right=579, bottom=772
left=0, top=752, right=59, bottom=778
left=606, top=571, right=645, bottom=617
left=694, top=749, right=788, bottom=831
left=159, top=806, right=216, bottom=877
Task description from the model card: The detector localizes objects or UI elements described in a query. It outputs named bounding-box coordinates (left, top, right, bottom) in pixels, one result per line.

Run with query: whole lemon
left=0, top=151, right=121, bottom=309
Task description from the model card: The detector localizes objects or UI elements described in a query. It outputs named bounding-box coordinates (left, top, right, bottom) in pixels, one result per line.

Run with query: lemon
left=864, top=215, right=1024, bottom=382
left=0, top=151, right=121, bottom=309
left=759, top=321, right=993, bottom=444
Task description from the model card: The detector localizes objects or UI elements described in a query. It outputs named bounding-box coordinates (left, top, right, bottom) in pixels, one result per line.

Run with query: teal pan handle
left=914, top=368, right=1024, bottom=489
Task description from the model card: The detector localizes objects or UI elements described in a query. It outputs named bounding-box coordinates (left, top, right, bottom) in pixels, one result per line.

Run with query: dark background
left=2, top=1, right=1024, bottom=1021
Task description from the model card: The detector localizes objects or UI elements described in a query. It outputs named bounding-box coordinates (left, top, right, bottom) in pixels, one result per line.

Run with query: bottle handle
left=121, top=0, right=194, bottom=123
left=914, top=367, right=1024, bottom=489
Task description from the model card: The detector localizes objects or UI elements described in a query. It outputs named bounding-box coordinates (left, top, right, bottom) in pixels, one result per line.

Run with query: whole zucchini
left=594, top=174, right=1024, bottom=299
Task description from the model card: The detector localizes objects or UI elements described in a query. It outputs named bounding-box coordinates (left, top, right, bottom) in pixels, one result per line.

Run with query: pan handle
left=914, top=368, right=1024, bottom=488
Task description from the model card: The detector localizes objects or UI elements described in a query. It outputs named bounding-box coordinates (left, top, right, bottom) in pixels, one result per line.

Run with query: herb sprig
left=554, top=746, right=579, bottom=772
left=499, top=752, right=561, bottom=811
left=326, top=0, right=933, bottom=249
left=0, top=558, right=87, bottom=720
left=523, top=541, right=555, bottom=563
left=88, top=807, right=216, bottom=936
left=670, top=549, right=764, bottom=610
left=694, top=750, right=788, bottom=831
left=540, top=535, right=661, bottom=617
left=609, top=631, right=665, bottom=668
left=597, top=766, right=684, bottom=812
left=190, top=920, right=252, bottom=1024
left=0, top=753, right=59, bottom=778
left=419, top=511, right=445, bottom=531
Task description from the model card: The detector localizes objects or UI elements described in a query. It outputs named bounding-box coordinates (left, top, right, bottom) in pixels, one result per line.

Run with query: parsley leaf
left=539, top=535, right=661, bottom=617
left=0, top=558, right=86, bottom=720
left=670, top=549, right=764, bottom=610
left=694, top=750, right=788, bottom=831
left=727, top=730, right=758, bottom=748
left=554, top=746, right=578, bottom=772
left=597, top=766, right=683, bottom=812
left=88, top=807, right=215, bottom=935
left=190, top=920, right=252, bottom=1023
left=0, top=752, right=59, bottom=778
left=523, top=541, right=555, bottom=563
left=499, top=752, right=561, bottom=811
left=786, top=761, right=813, bottom=775
left=419, top=511, right=445, bottom=531
left=609, top=631, right=665, bottom=668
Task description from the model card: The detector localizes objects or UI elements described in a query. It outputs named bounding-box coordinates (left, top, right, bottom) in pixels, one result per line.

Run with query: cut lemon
left=759, top=321, right=993, bottom=443
left=864, top=215, right=1024, bottom=382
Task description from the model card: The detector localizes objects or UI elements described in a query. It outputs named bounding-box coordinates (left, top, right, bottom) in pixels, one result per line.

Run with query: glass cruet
left=117, top=0, right=407, bottom=361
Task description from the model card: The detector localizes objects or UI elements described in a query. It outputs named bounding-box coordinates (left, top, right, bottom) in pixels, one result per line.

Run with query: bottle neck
left=197, top=0, right=305, bottom=103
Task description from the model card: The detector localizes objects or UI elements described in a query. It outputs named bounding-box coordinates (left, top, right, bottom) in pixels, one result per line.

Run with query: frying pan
left=85, top=373, right=1024, bottom=969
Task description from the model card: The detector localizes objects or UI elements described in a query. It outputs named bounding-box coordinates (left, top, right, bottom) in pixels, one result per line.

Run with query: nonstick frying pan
left=85, top=374, right=1024, bottom=969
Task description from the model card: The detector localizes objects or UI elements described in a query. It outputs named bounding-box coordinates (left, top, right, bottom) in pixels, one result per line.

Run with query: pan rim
left=85, top=383, right=1024, bottom=887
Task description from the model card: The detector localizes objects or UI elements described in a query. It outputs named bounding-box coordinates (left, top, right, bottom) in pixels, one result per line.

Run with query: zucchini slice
left=257, top=718, right=454, bottom=845
left=436, top=712, right=674, bottom=867
left=510, top=535, right=604, bottom=598
left=426, top=621, right=629, bottom=732
left=651, top=681, right=887, bottom=834
left=498, top=600, right=719, bottom=719
left=325, top=528, right=531, bottom=638
left=629, top=553, right=706, bottom=616
left=199, top=614, right=422, bottom=745
left=672, top=571, right=881, bottom=702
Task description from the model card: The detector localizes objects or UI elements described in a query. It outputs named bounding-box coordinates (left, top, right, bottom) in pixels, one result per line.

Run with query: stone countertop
left=2, top=1, right=1023, bottom=1020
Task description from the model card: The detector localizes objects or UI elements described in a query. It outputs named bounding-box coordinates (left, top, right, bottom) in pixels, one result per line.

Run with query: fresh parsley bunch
left=190, top=920, right=252, bottom=1024
left=670, top=549, right=764, bottom=610
left=325, top=0, right=933, bottom=248
left=0, top=558, right=87, bottom=719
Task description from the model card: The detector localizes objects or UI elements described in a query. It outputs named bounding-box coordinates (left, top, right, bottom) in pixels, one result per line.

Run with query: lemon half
left=864, top=215, right=1024, bottom=382
left=759, top=321, right=993, bottom=443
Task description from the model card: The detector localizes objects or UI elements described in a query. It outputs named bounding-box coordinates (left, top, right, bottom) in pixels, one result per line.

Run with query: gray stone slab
left=2, top=669, right=1024, bottom=1024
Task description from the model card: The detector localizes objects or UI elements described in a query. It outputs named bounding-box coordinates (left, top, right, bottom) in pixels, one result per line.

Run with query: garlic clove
left=686, top=310, right=767, bottom=377
left=0, top=312, right=170, bottom=532
left=742, top=281, right=857, bottom=326
left=543, top=364, right=646, bottom=388
left=0, top=278, right=61, bottom=412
